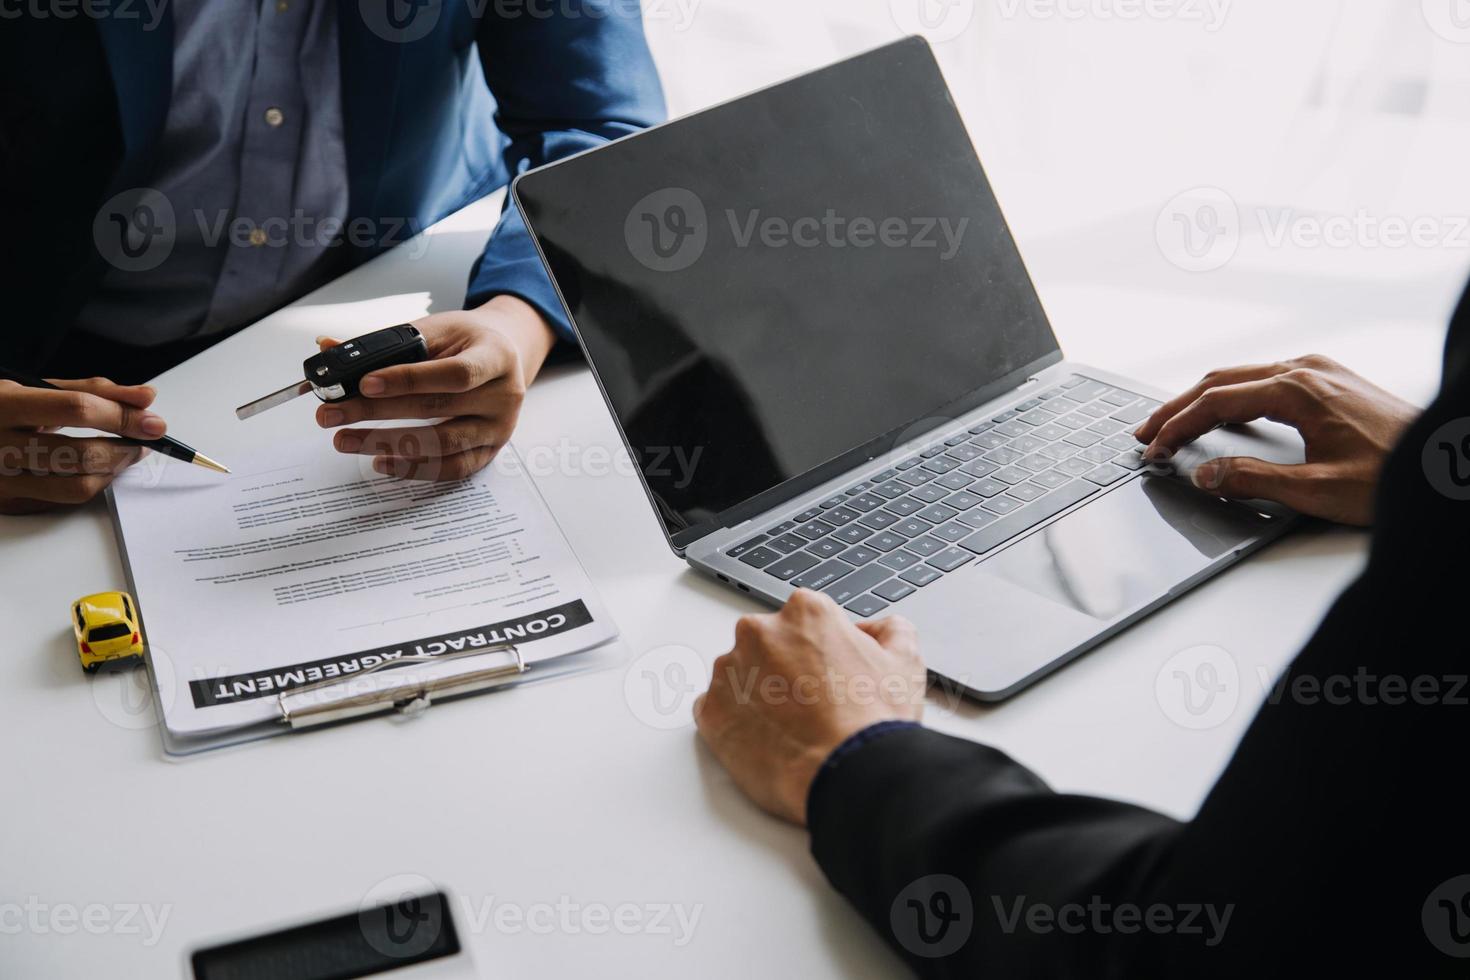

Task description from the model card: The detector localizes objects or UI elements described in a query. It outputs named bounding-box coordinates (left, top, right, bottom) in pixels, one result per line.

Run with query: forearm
left=808, top=724, right=1182, bottom=978
left=469, top=0, right=666, bottom=339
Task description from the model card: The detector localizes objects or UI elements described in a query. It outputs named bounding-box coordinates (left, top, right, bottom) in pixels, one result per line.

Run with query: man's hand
left=694, top=590, right=927, bottom=826
left=0, top=378, right=163, bottom=515
left=317, top=296, right=557, bottom=481
left=1135, top=354, right=1418, bottom=526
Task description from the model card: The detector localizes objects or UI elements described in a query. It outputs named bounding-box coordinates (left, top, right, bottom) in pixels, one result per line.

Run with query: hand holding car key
left=234, top=300, right=556, bottom=481
left=236, top=324, right=431, bottom=418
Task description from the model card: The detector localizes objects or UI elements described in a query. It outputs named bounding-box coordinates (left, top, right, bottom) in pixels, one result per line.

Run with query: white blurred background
left=641, top=0, right=1470, bottom=403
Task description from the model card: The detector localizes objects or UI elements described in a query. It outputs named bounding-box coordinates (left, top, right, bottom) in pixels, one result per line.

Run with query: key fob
left=303, top=325, right=429, bottom=403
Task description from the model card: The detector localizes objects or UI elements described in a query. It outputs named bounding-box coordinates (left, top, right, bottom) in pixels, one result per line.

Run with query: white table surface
left=6, top=6, right=1469, bottom=974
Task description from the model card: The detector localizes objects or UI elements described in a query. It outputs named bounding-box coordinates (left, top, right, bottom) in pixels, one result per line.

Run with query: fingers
left=0, top=379, right=153, bottom=512
left=358, top=347, right=515, bottom=399
left=49, top=377, right=158, bottom=410
left=694, top=651, right=735, bottom=729
left=332, top=419, right=499, bottom=460
left=0, top=379, right=166, bottom=438
left=317, top=333, right=487, bottom=401
left=1193, top=456, right=1325, bottom=512
left=0, top=434, right=146, bottom=475
left=1134, top=362, right=1292, bottom=445
left=731, top=611, right=776, bottom=659
left=371, top=445, right=500, bottom=482
left=316, top=391, right=482, bottom=426
left=855, top=616, right=921, bottom=660
left=0, top=471, right=122, bottom=505
left=1143, top=377, right=1311, bottom=456
left=782, top=587, right=843, bottom=619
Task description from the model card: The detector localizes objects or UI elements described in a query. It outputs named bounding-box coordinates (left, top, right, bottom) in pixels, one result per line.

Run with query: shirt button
left=276, top=0, right=288, bottom=10
left=248, top=228, right=268, bottom=247
left=264, top=107, right=285, bottom=128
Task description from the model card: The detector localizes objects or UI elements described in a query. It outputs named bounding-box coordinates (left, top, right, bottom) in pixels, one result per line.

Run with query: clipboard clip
left=276, top=644, right=526, bottom=730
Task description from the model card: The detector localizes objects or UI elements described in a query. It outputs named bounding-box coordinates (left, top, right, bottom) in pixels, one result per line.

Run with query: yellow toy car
left=71, top=592, right=145, bottom=672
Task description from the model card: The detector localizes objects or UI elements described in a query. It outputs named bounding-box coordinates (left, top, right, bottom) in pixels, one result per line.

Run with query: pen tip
left=193, top=453, right=231, bottom=474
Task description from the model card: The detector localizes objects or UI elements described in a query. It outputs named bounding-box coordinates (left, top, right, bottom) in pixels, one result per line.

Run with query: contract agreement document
left=109, top=445, right=616, bottom=746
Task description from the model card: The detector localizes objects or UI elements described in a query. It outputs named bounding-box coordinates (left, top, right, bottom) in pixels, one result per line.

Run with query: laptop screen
left=514, top=38, right=1061, bottom=548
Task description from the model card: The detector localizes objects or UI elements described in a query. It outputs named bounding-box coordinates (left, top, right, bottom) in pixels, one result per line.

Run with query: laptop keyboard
left=725, top=376, right=1163, bottom=617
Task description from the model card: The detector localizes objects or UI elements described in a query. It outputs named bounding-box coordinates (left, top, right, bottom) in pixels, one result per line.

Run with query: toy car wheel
left=83, top=663, right=99, bottom=674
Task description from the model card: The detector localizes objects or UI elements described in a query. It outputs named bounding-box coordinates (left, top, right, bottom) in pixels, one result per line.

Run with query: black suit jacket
left=809, top=286, right=1470, bottom=975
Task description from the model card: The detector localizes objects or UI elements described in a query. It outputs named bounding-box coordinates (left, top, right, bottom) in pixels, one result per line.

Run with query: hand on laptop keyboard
left=1134, top=355, right=1418, bottom=527
left=727, top=376, right=1163, bottom=615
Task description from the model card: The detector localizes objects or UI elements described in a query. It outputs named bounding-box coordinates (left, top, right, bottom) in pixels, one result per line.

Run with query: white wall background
left=641, top=0, right=1470, bottom=403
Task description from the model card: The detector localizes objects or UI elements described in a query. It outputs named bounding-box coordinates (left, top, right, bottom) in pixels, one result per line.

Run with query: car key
left=235, top=324, right=429, bottom=420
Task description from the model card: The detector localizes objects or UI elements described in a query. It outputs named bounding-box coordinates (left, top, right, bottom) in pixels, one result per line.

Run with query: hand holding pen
left=0, top=371, right=227, bottom=516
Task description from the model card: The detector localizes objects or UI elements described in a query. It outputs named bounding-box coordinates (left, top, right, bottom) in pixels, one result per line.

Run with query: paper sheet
left=109, top=446, right=616, bottom=736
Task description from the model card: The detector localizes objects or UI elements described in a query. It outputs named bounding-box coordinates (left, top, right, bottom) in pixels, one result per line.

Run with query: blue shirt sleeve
left=468, top=1, right=668, bottom=342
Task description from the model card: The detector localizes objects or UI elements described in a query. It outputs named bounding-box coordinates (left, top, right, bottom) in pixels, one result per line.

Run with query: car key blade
left=236, top=325, right=428, bottom=423
left=235, top=380, right=314, bottom=420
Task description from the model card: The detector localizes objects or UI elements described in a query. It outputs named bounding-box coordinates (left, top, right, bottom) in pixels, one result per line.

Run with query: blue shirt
left=77, top=0, right=350, bottom=346
left=3, top=0, right=666, bottom=372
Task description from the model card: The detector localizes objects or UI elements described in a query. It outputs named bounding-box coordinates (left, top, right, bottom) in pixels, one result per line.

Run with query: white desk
left=3, top=109, right=1464, bottom=979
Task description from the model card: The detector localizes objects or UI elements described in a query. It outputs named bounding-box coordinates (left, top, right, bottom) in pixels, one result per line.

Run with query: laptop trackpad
left=973, top=476, right=1278, bottom=622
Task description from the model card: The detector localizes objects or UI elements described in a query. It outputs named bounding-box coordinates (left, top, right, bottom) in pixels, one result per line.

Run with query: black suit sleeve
left=808, top=287, right=1470, bottom=977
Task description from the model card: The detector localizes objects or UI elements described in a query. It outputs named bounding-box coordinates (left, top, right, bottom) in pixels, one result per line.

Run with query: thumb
left=856, top=616, right=920, bottom=659
left=315, top=336, right=343, bottom=351
left=1193, top=456, right=1316, bottom=509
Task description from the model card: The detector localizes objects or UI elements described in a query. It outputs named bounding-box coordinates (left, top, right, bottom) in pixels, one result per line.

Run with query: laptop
left=511, top=37, right=1303, bottom=700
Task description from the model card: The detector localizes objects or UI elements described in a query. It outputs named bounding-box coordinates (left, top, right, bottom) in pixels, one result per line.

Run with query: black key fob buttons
left=302, top=324, right=429, bottom=403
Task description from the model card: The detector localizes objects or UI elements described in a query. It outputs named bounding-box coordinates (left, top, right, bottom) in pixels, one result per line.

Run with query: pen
left=0, top=368, right=230, bottom=474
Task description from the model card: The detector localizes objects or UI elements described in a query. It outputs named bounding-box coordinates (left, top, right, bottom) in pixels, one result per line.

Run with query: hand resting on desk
left=694, top=590, right=925, bottom=826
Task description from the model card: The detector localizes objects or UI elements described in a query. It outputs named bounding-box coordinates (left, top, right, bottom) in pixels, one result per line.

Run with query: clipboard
left=105, top=442, right=624, bottom=757
left=145, top=637, right=624, bottom=756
